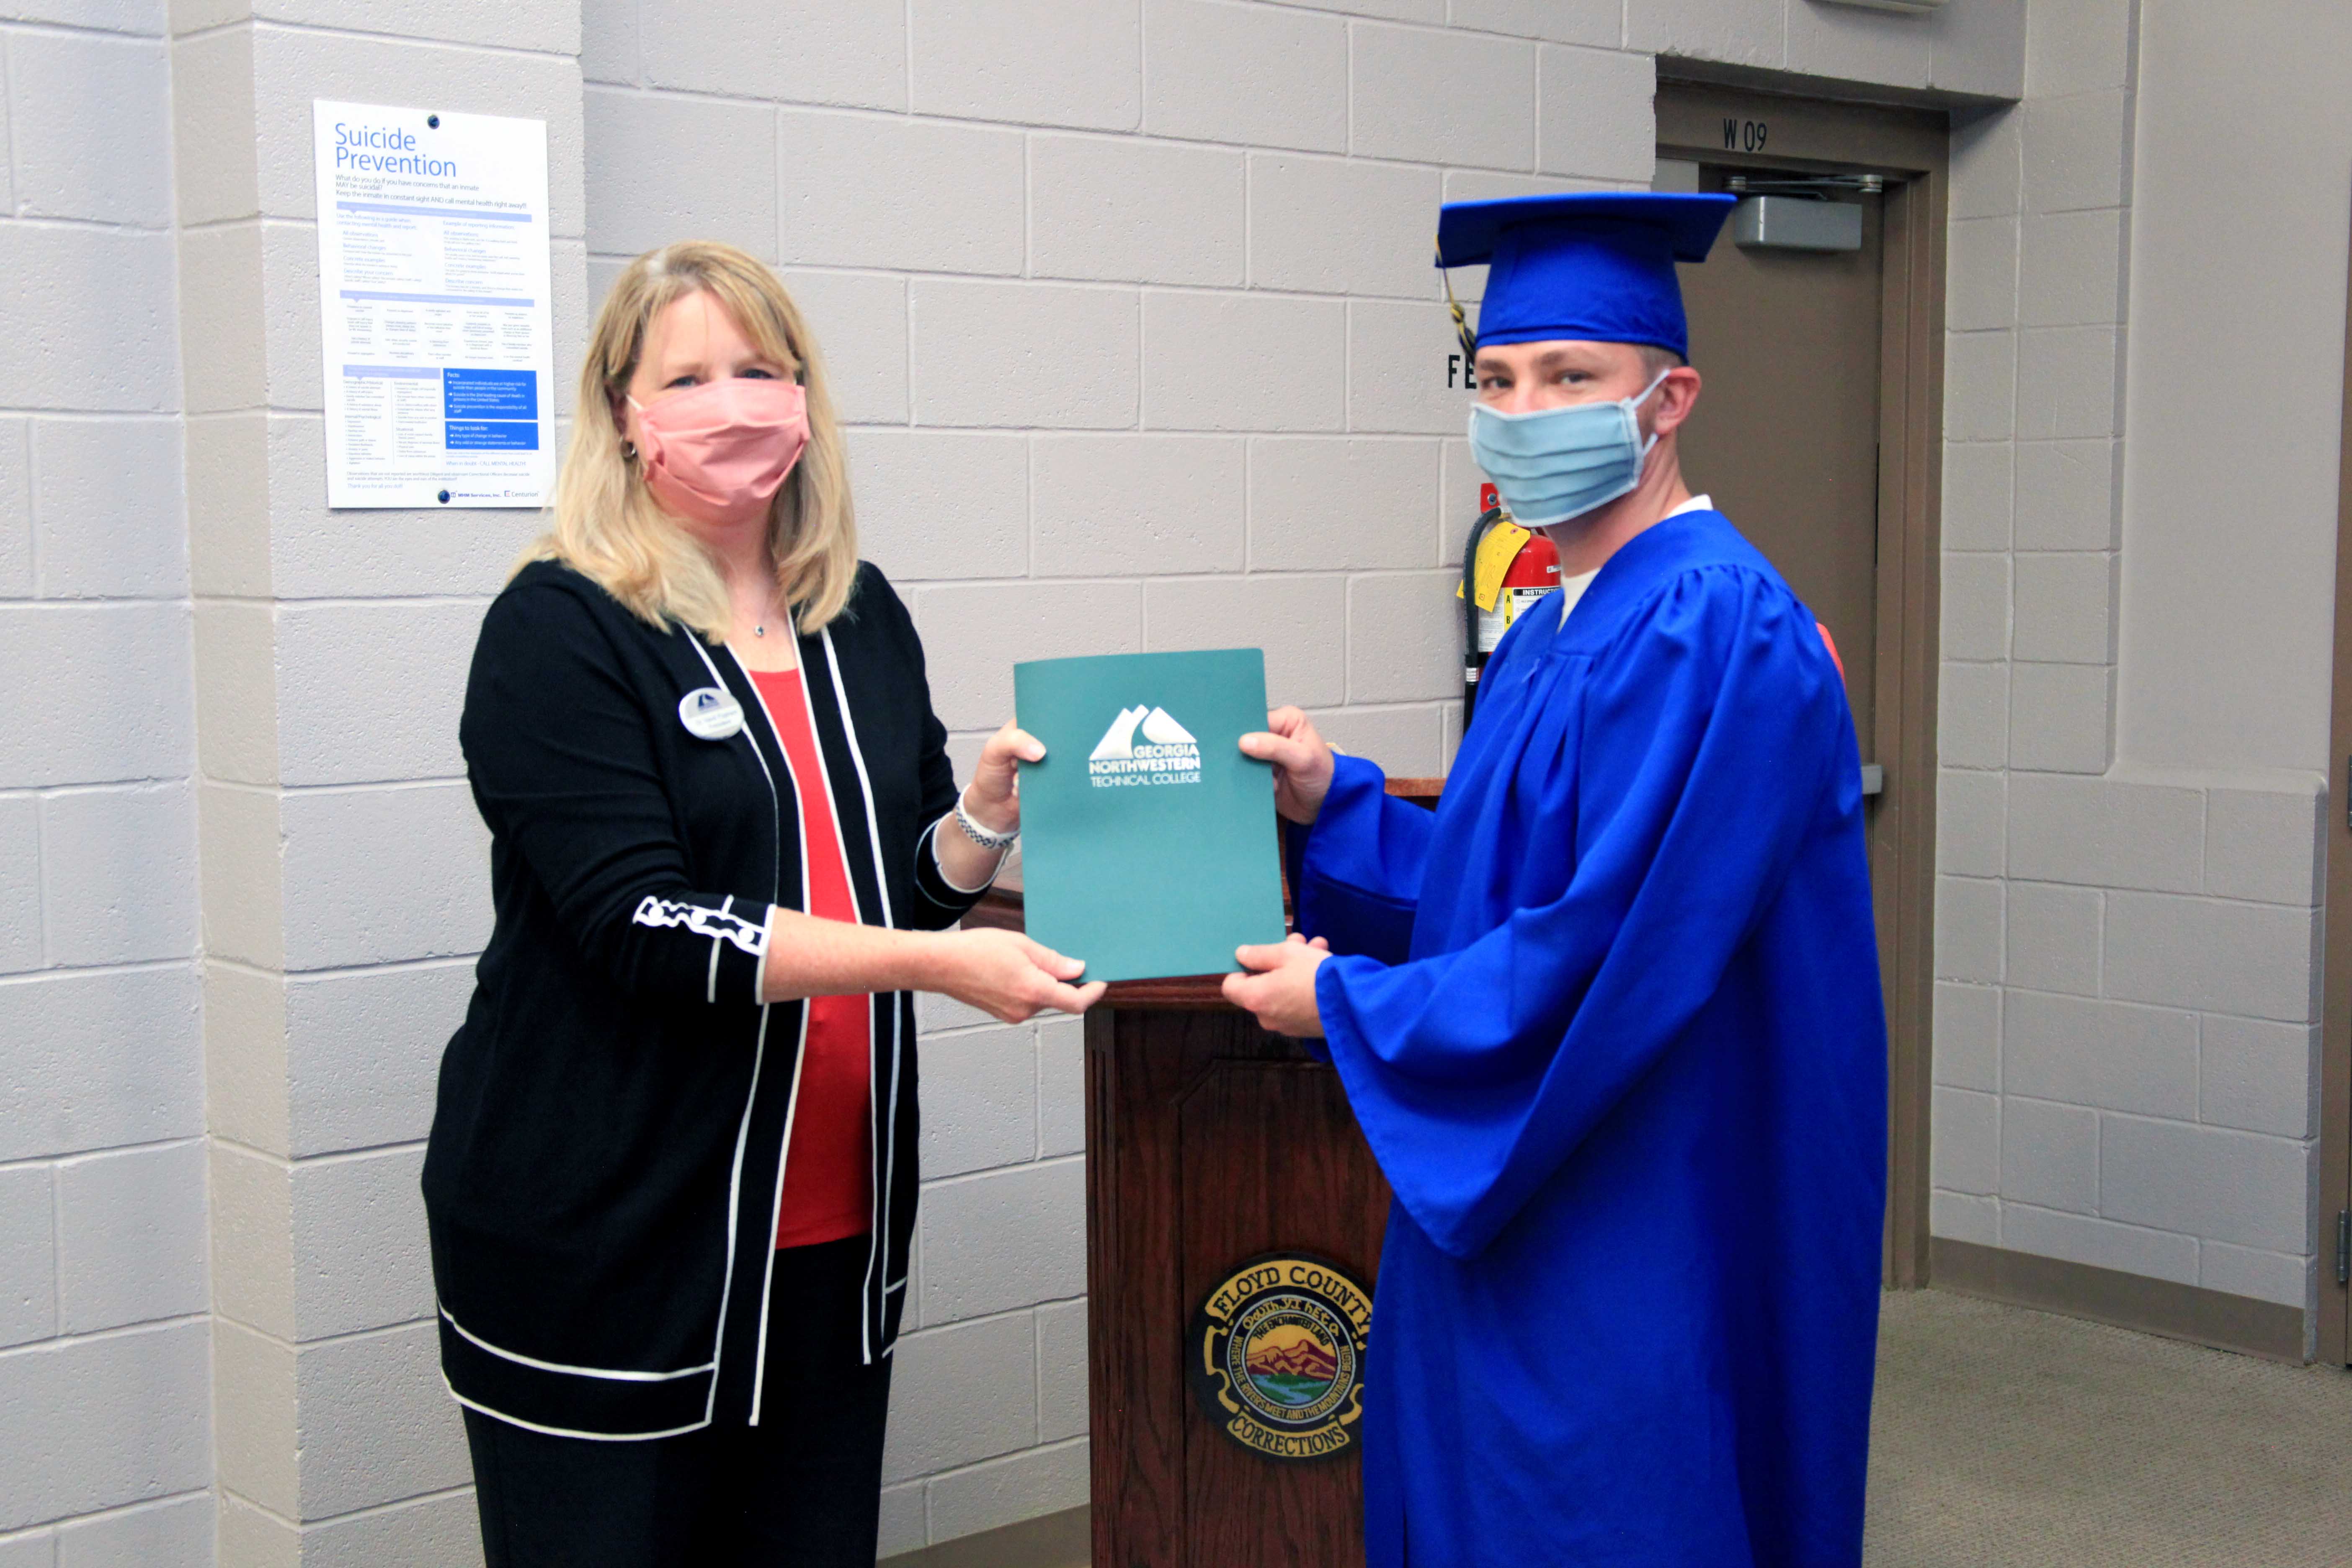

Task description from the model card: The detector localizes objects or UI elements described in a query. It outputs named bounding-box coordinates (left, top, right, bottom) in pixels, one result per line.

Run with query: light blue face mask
left=1467, top=367, right=1672, bottom=527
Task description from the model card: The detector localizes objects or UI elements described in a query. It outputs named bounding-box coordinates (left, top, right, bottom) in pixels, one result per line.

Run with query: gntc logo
left=1088, top=706, right=1202, bottom=789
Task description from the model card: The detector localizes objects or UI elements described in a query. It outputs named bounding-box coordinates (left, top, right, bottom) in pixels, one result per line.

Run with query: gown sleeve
left=1311, top=566, right=1851, bottom=1258
left=1288, top=752, right=1436, bottom=966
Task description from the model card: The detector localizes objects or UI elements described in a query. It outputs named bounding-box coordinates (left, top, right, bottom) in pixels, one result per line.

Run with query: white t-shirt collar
left=1558, top=495, right=1714, bottom=626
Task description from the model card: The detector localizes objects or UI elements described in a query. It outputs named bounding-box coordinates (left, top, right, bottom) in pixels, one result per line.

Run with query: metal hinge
left=2337, top=1210, right=2349, bottom=1286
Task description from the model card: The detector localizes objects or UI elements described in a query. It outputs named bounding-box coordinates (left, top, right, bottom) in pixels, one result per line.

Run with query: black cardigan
left=424, top=558, right=983, bottom=1439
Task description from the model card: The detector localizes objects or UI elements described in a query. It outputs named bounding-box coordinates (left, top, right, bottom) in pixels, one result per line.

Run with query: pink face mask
left=627, top=378, right=809, bottom=526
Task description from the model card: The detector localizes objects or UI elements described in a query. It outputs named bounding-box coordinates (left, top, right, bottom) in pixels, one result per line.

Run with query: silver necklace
left=748, top=582, right=779, bottom=638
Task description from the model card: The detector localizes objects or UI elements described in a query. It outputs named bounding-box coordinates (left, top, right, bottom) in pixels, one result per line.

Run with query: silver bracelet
left=953, top=790, right=1019, bottom=852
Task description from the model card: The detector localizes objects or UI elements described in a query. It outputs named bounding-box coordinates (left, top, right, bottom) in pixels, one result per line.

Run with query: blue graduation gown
left=1292, top=510, right=1885, bottom=1568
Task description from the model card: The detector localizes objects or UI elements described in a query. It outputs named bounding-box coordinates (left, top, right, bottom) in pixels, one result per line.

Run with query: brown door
left=1670, top=168, right=1885, bottom=765
left=1653, top=82, right=1952, bottom=1288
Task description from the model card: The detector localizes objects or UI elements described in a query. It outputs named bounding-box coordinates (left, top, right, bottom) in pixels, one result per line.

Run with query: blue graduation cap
left=1436, top=192, right=1736, bottom=359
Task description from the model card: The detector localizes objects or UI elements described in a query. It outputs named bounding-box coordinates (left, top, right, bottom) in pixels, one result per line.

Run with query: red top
left=748, top=666, right=873, bottom=1250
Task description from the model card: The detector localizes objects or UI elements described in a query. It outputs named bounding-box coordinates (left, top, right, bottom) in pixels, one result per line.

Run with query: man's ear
left=1651, top=365, right=1702, bottom=437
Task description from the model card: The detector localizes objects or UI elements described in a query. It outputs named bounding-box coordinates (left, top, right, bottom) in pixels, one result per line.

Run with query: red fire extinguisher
left=1460, top=482, right=1560, bottom=723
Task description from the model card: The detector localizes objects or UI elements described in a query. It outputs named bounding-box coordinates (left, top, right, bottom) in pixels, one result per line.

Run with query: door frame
left=2315, top=201, right=2352, bottom=1366
left=1655, top=83, right=1950, bottom=1289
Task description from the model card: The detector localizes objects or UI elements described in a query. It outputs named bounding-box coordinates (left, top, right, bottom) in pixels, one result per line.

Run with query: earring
left=620, top=440, right=637, bottom=462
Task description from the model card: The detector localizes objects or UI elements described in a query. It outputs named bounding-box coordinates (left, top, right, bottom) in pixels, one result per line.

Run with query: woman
left=424, top=240, right=1104, bottom=1568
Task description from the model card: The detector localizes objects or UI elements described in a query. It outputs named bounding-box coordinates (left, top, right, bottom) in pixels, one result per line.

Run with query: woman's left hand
left=964, top=720, right=1043, bottom=836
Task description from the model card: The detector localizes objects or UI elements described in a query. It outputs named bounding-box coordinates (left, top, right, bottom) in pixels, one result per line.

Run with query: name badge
left=678, top=686, right=744, bottom=740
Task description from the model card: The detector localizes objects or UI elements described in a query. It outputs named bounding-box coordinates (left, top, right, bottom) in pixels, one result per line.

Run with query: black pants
left=465, top=1237, right=891, bottom=1568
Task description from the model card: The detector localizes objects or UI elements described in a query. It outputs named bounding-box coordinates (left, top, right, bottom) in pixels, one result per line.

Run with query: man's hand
left=1239, top=707, right=1336, bottom=825
left=1222, top=933, right=1331, bottom=1038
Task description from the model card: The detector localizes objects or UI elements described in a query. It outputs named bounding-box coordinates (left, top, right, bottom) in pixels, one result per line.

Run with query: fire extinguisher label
left=1477, top=585, right=1559, bottom=652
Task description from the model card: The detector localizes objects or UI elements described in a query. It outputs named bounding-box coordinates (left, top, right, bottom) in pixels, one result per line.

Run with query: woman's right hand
left=1239, top=706, right=1337, bottom=825
left=926, top=928, right=1107, bottom=1023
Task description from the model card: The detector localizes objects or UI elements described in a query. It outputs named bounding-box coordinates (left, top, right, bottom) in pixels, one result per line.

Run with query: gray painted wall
left=2117, top=0, right=2352, bottom=772
left=1928, top=0, right=2351, bottom=1343
left=28, top=0, right=2352, bottom=1563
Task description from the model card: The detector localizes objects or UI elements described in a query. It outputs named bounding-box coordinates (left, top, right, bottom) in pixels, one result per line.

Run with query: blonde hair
left=523, top=240, right=858, bottom=638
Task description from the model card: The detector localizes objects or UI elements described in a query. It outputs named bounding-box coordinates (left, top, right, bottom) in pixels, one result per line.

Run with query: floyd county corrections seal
left=1188, top=1253, right=1372, bottom=1462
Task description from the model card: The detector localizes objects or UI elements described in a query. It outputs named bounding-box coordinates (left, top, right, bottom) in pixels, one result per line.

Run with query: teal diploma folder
left=1014, top=649, right=1287, bottom=983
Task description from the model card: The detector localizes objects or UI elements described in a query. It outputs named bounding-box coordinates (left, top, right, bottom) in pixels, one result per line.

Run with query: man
left=1224, top=192, right=1886, bottom=1567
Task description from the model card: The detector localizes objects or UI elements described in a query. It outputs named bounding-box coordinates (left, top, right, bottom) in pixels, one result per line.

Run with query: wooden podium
left=965, top=781, right=1436, bottom=1568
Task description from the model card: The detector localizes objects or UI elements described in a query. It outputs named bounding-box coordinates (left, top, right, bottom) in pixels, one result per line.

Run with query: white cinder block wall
left=21, top=0, right=2352, bottom=1562
left=1928, top=0, right=2352, bottom=1349
left=576, top=2, right=1629, bottom=1551
left=0, top=0, right=214, bottom=1563
left=177, top=2, right=585, bottom=1565
left=575, top=0, right=2024, bottom=1555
